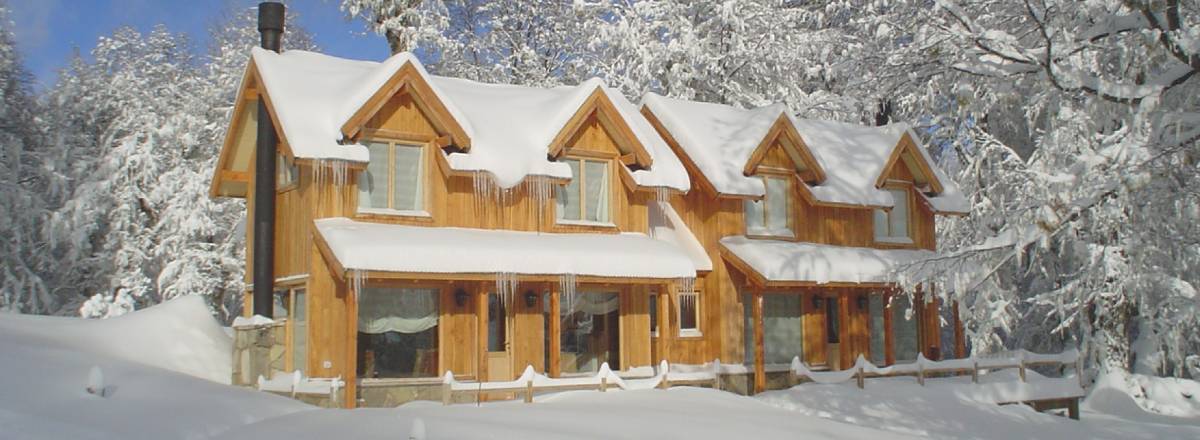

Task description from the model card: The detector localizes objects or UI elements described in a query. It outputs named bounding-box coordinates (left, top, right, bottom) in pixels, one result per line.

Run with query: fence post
left=971, top=359, right=979, bottom=384
left=917, top=363, right=925, bottom=386
left=1075, top=355, right=1085, bottom=389
left=442, top=382, right=452, bottom=406
left=1019, top=359, right=1027, bottom=382
left=600, top=376, right=608, bottom=392
left=524, top=379, right=534, bottom=403
left=856, top=365, right=865, bottom=389
left=712, top=359, right=722, bottom=391
left=788, top=369, right=797, bottom=387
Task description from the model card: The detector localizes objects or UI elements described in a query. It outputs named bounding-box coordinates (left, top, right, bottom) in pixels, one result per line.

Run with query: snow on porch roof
left=248, top=48, right=689, bottom=192
left=314, top=218, right=698, bottom=279
left=719, top=236, right=936, bottom=285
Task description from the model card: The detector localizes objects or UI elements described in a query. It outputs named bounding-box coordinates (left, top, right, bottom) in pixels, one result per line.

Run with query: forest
left=0, top=0, right=1196, bottom=382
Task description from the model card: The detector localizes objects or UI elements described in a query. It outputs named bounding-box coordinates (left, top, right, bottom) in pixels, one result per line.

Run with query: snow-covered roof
left=642, top=94, right=968, bottom=214
left=642, top=93, right=786, bottom=197
left=793, top=119, right=968, bottom=214
left=246, top=48, right=688, bottom=192
left=719, top=236, right=936, bottom=285
left=648, top=201, right=713, bottom=272
left=314, top=218, right=698, bottom=279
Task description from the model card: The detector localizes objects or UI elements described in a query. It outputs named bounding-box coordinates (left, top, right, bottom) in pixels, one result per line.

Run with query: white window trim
left=677, top=291, right=702, bottom=338
left=357, top=140, right=427, bottom=215
left=556, top=157, right=612, bottom=225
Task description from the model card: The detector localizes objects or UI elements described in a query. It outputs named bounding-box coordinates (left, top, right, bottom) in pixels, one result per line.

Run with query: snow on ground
left=1, top=298, right=1196, bottom=440
left=0, top=297, right=309, bottom=440
left=757, top=372, right=1200, bottom=440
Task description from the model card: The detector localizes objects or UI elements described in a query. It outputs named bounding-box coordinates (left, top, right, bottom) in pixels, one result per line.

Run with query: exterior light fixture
left=454, top=288, right=469, bottom=307
left=811, top=296, right=824, bottom=309
left=524, top=290, right=539, bottom=308
left=856, top=295, right=868, bottom=310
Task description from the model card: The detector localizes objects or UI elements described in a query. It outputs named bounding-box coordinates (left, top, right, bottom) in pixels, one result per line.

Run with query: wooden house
left=209, top=29, right=970, bottom=406
left=640, top=94, right=970, bottom=392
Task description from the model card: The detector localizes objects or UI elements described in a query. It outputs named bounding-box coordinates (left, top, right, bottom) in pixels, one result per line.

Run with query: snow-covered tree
left=341, top=0, right=429, bottom=54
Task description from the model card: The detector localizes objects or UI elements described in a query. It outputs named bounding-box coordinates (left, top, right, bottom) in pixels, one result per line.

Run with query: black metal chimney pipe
left=252, top=2, right=284, bottom=318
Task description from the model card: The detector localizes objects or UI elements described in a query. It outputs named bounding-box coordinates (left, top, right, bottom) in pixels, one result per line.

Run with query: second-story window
left=358, top=141, right=425, bottom=214
left=744, top=175, right=792, bottom=237
left=556, top=158, right=610, bottom=223
left=874, top=188, right=911, bottom=243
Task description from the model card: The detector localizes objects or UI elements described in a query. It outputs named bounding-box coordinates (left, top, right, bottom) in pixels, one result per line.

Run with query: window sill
left=874, top=236, right=914, bottom=245
left=678, top=329, right=703, bottom=338
left=357, top=208, right=432, bottom=218
left=555, top=219, right=616, bottom=228
left=746, top=228, right=794, bottom=240
left=358, top=377, right=442, bottom=386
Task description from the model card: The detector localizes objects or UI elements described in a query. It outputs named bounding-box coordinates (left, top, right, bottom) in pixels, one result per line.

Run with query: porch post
left=953, top=300, right=966, bottom=359
left=753, top=290, right=765, bottom=394
left=657, top=284, right=671, bottom=365
left=549, top=284, right=561, bottom=378
left=476, top=283, right=488, bottom=382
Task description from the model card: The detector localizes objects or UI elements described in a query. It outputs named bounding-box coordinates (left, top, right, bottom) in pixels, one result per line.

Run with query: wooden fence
left=441, top=360, right=720, bottom=405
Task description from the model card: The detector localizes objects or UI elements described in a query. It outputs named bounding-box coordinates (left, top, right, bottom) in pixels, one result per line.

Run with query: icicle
left=654, top=186, right=672, bottom=202
left=350, top=269, right=365, bottom=302
left=559, top=273, right=577, bottom=314
left=675, top=276, right=696, bottom=297
left=495, top=272, right=518, bottom=308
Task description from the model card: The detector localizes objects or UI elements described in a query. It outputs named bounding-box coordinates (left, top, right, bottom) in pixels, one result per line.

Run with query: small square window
left=679, top=291, right=701, bottom=337
left=745, top=176, right=792, bottom=237
left=874, top=188, right=912, bottom=243
left=556, top=158, right=610, bottom=223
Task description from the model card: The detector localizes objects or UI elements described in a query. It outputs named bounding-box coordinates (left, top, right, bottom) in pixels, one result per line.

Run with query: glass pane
left=557, top=160, right=581, bottom=220
left=763, top=294, right=803, bottom=365
left=392, top=145, right=423, bottom=211
left=679, top=293, right=698, bottom=331
left=293, top=289, right=307, bottom=373
left=649, top=293, right=657, bottom=334
left=488, top=294, right=507, bottom=352
left=358, top=142, right=390, bottom=210
left=560, top=291, right=620, bottom=374
left=869, top=295, right=886, bottom=365
left=766, top=177, right=791, bottom=235
left=825, top=298, right=840, bottom=344
left=356, top=287, right=440, bottom=378
left=584, top=160, right=609, bottom=222
left=743, top=292, right=754, bottom=366
left=744, top=199, right=765, bottom=234
left=873, top=209, right=889, bottom=238
left=893, top=295, right=919, bottom=363
left=889, top=189, right=909, bottom=238
left=272, top=290, right=290, bottom=319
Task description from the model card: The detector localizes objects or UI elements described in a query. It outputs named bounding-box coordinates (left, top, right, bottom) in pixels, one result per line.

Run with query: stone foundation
left=231, top=320, right=287, bottom=386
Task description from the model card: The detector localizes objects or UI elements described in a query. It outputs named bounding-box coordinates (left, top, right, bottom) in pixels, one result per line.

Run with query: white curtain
left=744, top=199, right=765, bottom=234
left=888, top=188, right=909, bottom=238
left=585, top=160, right=609, bottom=222
left=393, top=144, right=424, bottom=211
left=765, top=177, right=791, bottom=234
left=563, top=291, right=619, bottom=316
left=873, top=208, right=889, bottom=238
left=557, top=160, right=581, bottom=221
left=358, top=287, right=439, bottom=334
left=359, top=142, right=390, bottom=210
left=763, top=294, right=803, bottom=364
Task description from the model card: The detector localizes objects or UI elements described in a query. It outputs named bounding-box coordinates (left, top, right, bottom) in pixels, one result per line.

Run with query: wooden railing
left=257, top=371, right=345, bottom=407
left=786, top=349, right=1084, bottom=390
left=441, top=360, right=721, bottom=405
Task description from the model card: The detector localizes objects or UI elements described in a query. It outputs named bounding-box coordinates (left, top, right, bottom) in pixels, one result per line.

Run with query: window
left=356, top=287, right=440, bottom=379
left=488, top=294, right=507, bottom=352
left=277, top=153, right=298, bottom=190
left=874, top=188, right=911, bottom=243
left=763, top=294, right=803, bottom=364
left=556, top=158, right=610, bottom=223
left=869, top=294, right=886, bottom=365
left=678, top=291, right=701, bottom=337
left=559, top=291, right=620, bottom=374
left=744, top=176, right=792, bottom=237
left=358, top=141, right=425, bottom=214
left=649, top=293, right=658, bottom=336
left=272, top=286, right=307, bottom=374
left=892, top=294, right=920, bottom=363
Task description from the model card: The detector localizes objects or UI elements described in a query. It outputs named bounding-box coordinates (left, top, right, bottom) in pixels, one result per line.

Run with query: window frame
left=874, top=186, right=913, bottom=244
left=677, top=290, right=702, bottom=338
left=744, top=174, right=795, bottom=239
left=356, top=139, right=430, bottom=218
left=555, top=156, right=614, bottom=226
left=355, top=284, right=443, bottom=381
left=270, top=283, right=308, bottom=374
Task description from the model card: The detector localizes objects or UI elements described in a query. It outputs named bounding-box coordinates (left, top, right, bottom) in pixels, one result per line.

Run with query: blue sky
left=9, top=0, right=389, bottom=90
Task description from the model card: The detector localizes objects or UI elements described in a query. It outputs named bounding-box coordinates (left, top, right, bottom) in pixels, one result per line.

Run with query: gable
left=548, top=88, right=654, bottom=169
left=340, top=63, right=471, bottom=150
left=363, top=86, right=441, bottom=140
left=876, top=132, right=943, bottom=194
left=210, top=64, right=291, bottom=198
left=742, top=115, right=826, bottom=183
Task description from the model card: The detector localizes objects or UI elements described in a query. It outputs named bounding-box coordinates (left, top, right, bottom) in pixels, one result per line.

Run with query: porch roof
left=314, top=218, right=698, bottom=280
left=718, top=236, right=937, bottom=287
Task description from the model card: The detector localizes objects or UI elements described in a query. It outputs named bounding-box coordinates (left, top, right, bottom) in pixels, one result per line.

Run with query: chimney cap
left=257, top=2, right=285, bottom=33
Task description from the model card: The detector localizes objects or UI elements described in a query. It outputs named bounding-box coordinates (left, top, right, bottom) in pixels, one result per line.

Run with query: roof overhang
left=719, top=236, right=937, bottom=289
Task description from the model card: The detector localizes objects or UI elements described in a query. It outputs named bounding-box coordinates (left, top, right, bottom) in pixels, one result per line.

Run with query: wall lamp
left=811, top=296, right=824, bottom=309
left=524, top=290, right=539, bottom=308
left=454, top=288, right=469, bottom=307
left=856, top=295, right=869, bottom=310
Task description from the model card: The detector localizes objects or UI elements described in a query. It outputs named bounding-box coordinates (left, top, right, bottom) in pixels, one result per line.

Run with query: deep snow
left=1, top=297, right=1196, bottom=440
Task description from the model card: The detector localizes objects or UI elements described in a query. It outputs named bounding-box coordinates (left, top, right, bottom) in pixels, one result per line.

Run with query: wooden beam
left=953, top=300, right=966, bottom=359
left=549, top=284, right=561, bottom=378
left=753, top=290, right=765, bottom=394
left=476, top=283, right=488, bottom=383
left=220, top=170, right=250, bottom=183
left=657, top=285, right=671, bottom=365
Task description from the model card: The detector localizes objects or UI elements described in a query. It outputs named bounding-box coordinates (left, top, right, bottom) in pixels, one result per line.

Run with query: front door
left=824, top=294, right=841, bottom=370
left=486, top=293, right=512, bottom=381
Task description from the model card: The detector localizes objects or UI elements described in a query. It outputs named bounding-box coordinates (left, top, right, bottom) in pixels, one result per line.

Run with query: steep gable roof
left=211, top=49, right=690, bottom=198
